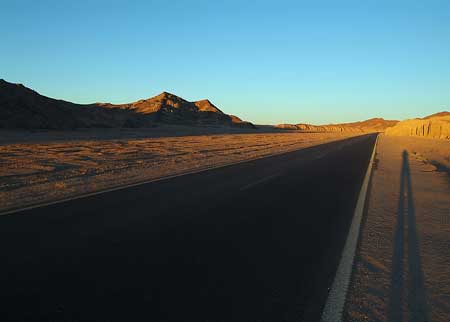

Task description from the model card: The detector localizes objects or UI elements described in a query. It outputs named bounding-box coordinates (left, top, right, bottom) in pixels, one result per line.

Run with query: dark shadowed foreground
left=0, top=134, right=376, bottom=322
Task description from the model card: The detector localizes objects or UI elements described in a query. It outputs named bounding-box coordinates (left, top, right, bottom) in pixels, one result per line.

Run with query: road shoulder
left=344, top=135, right=450, bottom=322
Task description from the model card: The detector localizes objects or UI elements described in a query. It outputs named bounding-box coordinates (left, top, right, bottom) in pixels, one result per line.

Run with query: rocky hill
left=385, top=112, right=450, bottom=140
left=276, top=117, right=398, bottom=133
left=0, top=79, right=254, bottom=129
left=422, top=111, right=450, bottom=119
left=328, top=118, right=399, bottom=131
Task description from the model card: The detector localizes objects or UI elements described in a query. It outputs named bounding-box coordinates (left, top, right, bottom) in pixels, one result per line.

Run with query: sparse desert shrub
left=54, top=181, right=67, bottom=190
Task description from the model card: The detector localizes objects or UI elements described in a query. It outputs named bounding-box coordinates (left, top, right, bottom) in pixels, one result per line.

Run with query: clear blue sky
left=1, top=0, right=450, bottom=124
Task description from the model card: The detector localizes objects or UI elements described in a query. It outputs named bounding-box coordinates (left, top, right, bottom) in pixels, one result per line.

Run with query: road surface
left=0, top=133, right=377, bottom=322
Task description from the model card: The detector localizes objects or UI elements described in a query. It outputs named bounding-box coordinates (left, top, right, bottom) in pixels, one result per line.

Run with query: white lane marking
left=320, top=134, right=379, bottom=322
left=0, top=134, right=369, bottom=217
left=239, top=173, right=281, bottom=191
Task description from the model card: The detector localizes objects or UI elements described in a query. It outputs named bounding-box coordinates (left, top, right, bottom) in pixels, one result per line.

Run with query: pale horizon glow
left=1, top=1, right=450, bottom=125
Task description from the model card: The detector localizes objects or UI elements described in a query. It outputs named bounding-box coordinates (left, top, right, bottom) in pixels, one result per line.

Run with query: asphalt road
left=0, top=133, right=377, bottom=322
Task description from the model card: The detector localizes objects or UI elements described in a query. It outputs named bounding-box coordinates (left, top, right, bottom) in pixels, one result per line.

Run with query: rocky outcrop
left=385, top=113, right=450, bottom=140
left=102, top=92, right=255, bottom=128
left=228, top=115, right=256, bottom=128
left=0, top=79, right=255, bottom=129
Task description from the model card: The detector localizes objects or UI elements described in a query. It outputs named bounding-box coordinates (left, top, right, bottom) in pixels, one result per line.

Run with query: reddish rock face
left=193, top=99, right=223, bottom=113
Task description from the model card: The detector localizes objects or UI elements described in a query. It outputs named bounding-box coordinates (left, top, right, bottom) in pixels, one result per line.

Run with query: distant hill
left=276, top=117, right=398, bottom=133
left=326, top=118, right=399, bottom=131
left=385, top=111, right=450, bottom=139
left=0, top=79, right=123, bottom=129
left=0, top=79, right=255, bottom=129
left=422, top=111, right=450, bottom=119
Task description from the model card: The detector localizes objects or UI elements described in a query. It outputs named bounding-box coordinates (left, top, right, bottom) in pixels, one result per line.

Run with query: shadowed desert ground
left=345, top=135, right=450, bottom=322
left=0, top=130, right=360, bottom=213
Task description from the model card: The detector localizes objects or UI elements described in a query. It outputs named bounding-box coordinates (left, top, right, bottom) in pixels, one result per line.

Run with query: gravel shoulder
left=345, top=135, right=450, bottom=322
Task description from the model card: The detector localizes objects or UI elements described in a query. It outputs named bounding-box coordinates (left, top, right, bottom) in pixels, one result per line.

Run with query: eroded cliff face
left=385, top=115, right=450, bottom=140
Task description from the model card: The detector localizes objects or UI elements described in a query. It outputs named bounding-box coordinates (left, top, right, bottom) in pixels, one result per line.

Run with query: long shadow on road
left=388, top=150, right=429, bottom=322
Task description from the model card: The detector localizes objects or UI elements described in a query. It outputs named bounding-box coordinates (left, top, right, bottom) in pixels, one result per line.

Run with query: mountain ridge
left=0, top=80, right=255, bottom=130
left=276, top=117, right=399, bottom=133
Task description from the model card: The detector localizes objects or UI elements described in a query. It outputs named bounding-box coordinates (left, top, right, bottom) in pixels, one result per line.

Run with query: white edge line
left=0, top=134, right=369, bottom=217
left=320, top=133, right=379, bottom=322
left=239, top=173, right=281, bottom=191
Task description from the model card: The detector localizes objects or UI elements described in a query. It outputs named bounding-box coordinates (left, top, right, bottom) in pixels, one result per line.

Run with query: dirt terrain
left=345, top=135, right=450, bottom=322
left=0, top=131, right=361, bottom=213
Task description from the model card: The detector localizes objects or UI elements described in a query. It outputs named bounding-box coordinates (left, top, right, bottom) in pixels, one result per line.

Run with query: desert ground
left=0, top=128, right=360, bottom=213
left=345, top=135, right=450, bottom=322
